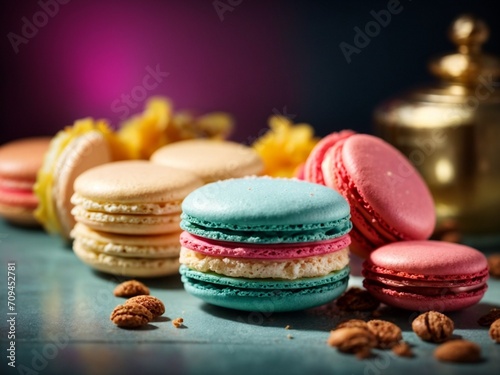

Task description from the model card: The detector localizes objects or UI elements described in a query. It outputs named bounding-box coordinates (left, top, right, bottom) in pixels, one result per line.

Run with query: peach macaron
left=150, top=139, right=263, bottom=183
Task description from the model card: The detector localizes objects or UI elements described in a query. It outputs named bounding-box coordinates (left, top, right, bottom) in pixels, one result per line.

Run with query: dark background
left=1, top=0, right=499, bottom=144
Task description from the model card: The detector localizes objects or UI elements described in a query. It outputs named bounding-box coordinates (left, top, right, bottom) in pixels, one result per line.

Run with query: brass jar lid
left=429, top=14, right=500, bottom=85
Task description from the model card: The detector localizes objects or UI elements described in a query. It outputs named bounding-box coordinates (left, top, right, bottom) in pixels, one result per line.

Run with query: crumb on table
left=172, top=317, right=184, bottom=328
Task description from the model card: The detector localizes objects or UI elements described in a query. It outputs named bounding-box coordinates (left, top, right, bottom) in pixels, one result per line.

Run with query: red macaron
left=304, top=132, right=435, bottom=258
left=362, top=241, right=489, bottom=312
left=0, top=137, right=51, bottom=225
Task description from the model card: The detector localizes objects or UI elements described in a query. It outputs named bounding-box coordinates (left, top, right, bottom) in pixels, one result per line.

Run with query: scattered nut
left=489, top=319, right=500, bottom=343
left=392, top=341, right=413, bottom=357
left=126, top=295, right=165, bottom=318
left=487, top=254, right=500, bottom=278
left=412, top=311, right=454, bottom=343
left=434, top=340, right=481, bottom=363
left=285, top=325, right=291, bottom=330
left=172, top=317, right=184, bottom=328
left=327, top=327, right=377, bottom=354
left=113, top=280, right=150, bottom=297
left=287, top=334, right=294, bottom=340
left=477, top=308, right=500, bottom=327
left=367, top=320, right=402, bottom=349
left=336, top=287, right=380, bottom=311
left=336, top=319, right=368, bottom=330
left=110, top=303, right=153, bottom=328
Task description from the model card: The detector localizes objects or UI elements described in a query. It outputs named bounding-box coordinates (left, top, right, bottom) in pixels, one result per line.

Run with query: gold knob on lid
left=429, top=14, right=500, bottom=84
left=449, top=14, right=488, bottom=54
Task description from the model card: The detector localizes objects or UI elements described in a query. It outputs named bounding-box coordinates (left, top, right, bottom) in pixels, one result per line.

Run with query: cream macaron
left=70, top=160, right=203, bottom=277
left=150, top=139, right=263, bottom=183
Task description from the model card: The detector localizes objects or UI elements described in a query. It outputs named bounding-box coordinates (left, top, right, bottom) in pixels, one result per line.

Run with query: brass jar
left=375, top=15, right=500, bottom=235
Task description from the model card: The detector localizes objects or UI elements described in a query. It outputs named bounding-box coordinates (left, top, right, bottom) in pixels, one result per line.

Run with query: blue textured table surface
left=1, top=220, right=499, bottom=375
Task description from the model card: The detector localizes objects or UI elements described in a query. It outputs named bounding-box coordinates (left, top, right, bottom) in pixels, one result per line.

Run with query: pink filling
left=180, top=231, right=351, bottom=260
left=0, top=186, right=38, bottom=207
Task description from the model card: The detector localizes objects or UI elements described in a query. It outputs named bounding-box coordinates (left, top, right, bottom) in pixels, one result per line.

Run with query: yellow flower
left=252, top=116, right=319, bottom=177
left=117, top=97, right=234, bottom=159
left=117, top=97, right=173, bottom=159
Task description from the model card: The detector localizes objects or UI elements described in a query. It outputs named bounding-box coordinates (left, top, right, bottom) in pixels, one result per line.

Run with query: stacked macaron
left=0, top=137, right=51, bottom=226
left=150, top=139, right=264, bottom=183
left=303, top=131, right=490, bottom=311
left=70, top=161, right=203, bottom=277
left=179, top=177, right=353, bottom=312
left=362, top=241, right=489, bottom=311
left=304, top=132, right=435, bottom=258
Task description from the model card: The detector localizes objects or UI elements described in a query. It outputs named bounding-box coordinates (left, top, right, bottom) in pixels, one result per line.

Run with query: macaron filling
left=180, top=232, right=351, bottom=259
left=71, top=193, right=182, bottom=215
left=0, top=187, right=38, bottom=207
left=180, top=247, right=350, bottom=280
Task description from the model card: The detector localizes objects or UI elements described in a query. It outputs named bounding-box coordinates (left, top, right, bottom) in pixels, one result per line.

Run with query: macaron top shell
left=0, top=137, right=51, bottom=180
left=150, top=139, right=263, bottom=182
left=182, top=177, right=350, bottom=227
left=364, top=241, right=488, bottom=277
left=74, top=161, right=203, bottom=203
left=340, top=134, right=435, bottom=240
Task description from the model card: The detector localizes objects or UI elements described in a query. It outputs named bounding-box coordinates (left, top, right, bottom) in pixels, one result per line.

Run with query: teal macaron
left=180, top=177, right=352, bottom=243
left=179, top=177, right=352, bottom=312
left=180, top=265, right=350, bottom=312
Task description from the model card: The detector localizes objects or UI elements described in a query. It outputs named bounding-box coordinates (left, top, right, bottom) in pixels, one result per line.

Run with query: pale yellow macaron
left=34, top=118, right=131, bottom=240
left=71, top=160, right=202, bottom=235
left=150, top=139, right=263, bottom=183
left=70, top=160, right=203, bottom=277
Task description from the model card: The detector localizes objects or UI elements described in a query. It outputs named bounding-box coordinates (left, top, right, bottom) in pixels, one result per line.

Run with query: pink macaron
left=362, top=241, right=488, bottom=312
left=304, top=132, right=435, bottom=258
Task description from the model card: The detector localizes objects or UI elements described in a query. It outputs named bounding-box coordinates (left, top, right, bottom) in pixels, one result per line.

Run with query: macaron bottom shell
left=73, top=240, right=180, bottom=278
left=180, top=265, right=349, bottom=312
left=0, top=203, right=39, bottom=226
left=363, top=281, right=487, bottom=312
